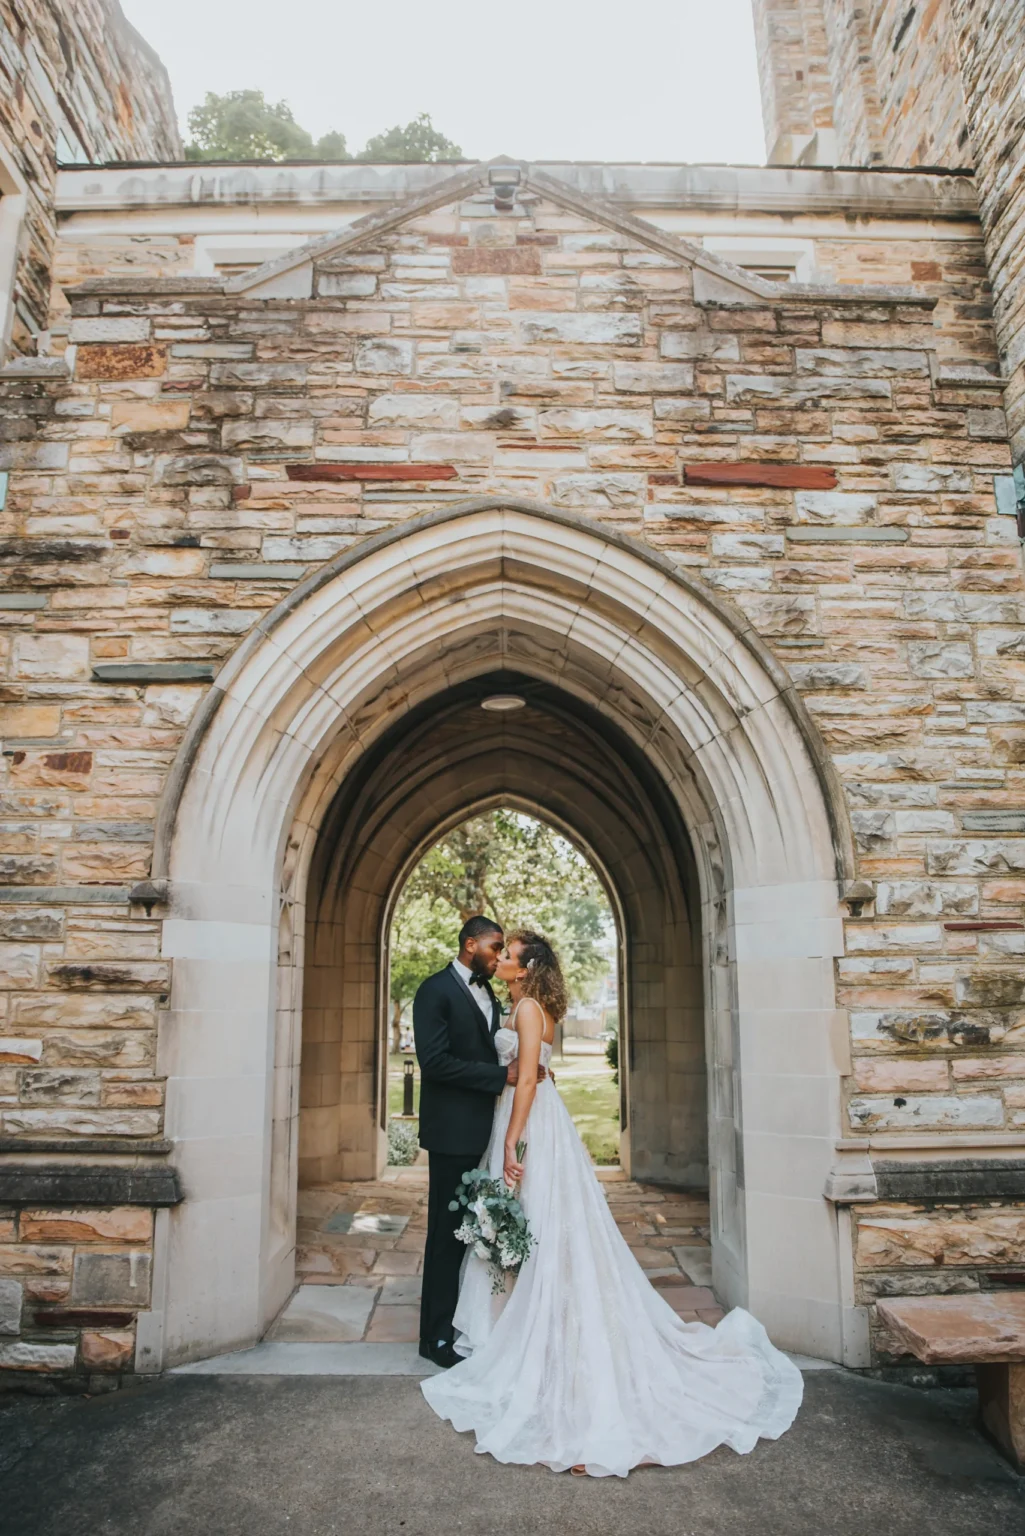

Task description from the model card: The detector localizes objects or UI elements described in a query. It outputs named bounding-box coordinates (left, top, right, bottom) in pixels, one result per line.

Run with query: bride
left=421, top=929, right=803, bottom=1478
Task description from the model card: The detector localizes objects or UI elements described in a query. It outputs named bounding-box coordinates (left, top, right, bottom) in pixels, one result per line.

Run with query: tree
left=358, top=112, right=462, bottom=163
left=390, top=811, right=612, bottom=1027
left=184, top=91, right=348, bottom=162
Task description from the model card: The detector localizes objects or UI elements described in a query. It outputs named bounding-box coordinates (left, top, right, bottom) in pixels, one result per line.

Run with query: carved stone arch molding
left=145, top=498, right=853, bottom=1374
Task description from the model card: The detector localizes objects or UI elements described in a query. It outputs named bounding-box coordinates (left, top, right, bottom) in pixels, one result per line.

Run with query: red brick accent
left=286, top=463, right=458, bottom=482
left=683, top=463, right=838, bottom=490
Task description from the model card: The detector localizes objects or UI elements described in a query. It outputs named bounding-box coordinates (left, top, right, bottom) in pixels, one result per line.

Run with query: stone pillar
left=749, top=0, right=836, bottom=163
left=948, top=0, right=1025, bottom=467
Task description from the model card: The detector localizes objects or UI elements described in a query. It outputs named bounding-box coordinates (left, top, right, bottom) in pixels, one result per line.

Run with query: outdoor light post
left=402, top=1056, right=415, bottom=1118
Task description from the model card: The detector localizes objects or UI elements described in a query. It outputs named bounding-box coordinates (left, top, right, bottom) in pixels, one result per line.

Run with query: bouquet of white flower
left=449, top=1145, right=534, bottom=1295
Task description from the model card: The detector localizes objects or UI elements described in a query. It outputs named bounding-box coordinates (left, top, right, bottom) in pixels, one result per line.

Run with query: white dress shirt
left=452, top=958, right=494, bottom=1024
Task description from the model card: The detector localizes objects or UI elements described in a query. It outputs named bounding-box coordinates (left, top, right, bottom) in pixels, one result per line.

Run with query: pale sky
left=119, top=0, right=767, bottom=165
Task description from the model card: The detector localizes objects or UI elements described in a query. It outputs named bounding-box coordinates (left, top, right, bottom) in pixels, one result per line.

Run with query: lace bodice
left=494, top=1021, right=553, bottom=1070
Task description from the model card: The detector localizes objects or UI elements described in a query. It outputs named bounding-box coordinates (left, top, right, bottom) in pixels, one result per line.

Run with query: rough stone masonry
left=0, top=0, right=1024, bottom=1389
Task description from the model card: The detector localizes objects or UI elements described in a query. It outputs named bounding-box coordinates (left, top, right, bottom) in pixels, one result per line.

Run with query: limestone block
left=72, top=1250, right=152, bottom=1306
left=0, top=1245, right=72, bottom=1276
left=123, top=549, right=206, bottom=578
left=737, top=594, right=815, bottom=635
left=846, top=924, right=943, bottom=951
left=927, top=841, right=1025, bottom=876
left=45, top=961, right=169, bottom=992
left=110, top=400, right=190, bottom=433
left=518, top=312, right=643, bottom=345
left=18, top=1069, right=101, bottom=1106
left=367, top=395, right=459, bottom=429
left=12, top=995, right=156, bottom=1029
left=955, top=973, right=1025, bottom=1007
left=660, top=331, right=739, bottom=362
left=725, top=375, right=891, bottom=405
left=0, top=1277, right=22, bottom=1335
left=142, top=685, right=205, bottom=728
left=538, top=408, right=652, bottom=441
left=317, top=273, right=378, bottom=298
left=891, top=464, right=974, bottom=493
left=40, top=1032, right=154, bottom=1069
left=850, top=810, right=895, bottom=852
left=353, top=339, right=414, bottom=374
left=80, top=1329, right=135, bottom=1370
left=158, top=454, right=245, bottom=487
left=652, top=397, right=712, bottom=423
left=20, top=1208, right=152, bottom=1243
left=849, top=1094, right=1003, bottom=1132
left=9, top=752, right=93, bottom=790
left=794, top=491, right=877, bottom=525
left=0, top=945, right=40, bottom=987
left=0, top=855, right=59, bottom=883
left=13, top=634, right=90, bottom=681
left=70, top=318, right=150, bottom=343
left=221, top=420, right=315, bottom=450
left=852, top=1058, right=949, bottom=1092
left=894, top=811, right=956, bottom=834
left=612, top=363, right=695, bottom=392
left=968, top=407, right=1008, bottom=439
left=548, top=474, right=646, bottom=508
left=795, top=348, right=929, bottom=377
left=0, top=704, right=62, bottom=736
left=857, top=1212, right=1025, bottom=1269
left=876, top=882, right=978, bottom=919
left=170, top=609, right=260, bottom=635
left=907, top=641, right=974, bottom=678
left=711, top=533, right=785, bottom=561
left=0, top=1341, right=76, bottom=1371
left=952, top=1056, right=1025, bottom=1081
left=1, top=1109, right=160, bottom=1136
left=62, top=847, right=151, bottom=882
left=0, top=1039, right=42, bottom=1064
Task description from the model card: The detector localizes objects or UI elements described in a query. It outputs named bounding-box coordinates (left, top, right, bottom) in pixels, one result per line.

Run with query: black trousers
left=420, top=1150, right=482, bottom=1349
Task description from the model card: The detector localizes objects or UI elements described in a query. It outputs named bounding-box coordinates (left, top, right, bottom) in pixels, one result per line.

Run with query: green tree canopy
left=357, top=113, right=463, bottom=163
left=389, top=810, right=613, bottom=1021
left=184, top=95, right=459, bottom=164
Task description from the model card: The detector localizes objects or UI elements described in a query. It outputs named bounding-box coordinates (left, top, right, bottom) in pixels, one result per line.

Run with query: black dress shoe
left=419, top=1340, right=460, bottom=1369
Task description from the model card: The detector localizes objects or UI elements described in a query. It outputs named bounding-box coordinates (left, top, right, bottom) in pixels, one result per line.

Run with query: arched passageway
left=299, top=673, right=702, bottom=1190
left=150, top=499, right=850, bottom=1371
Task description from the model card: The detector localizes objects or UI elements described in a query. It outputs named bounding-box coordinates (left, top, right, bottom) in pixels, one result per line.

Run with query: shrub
left=387, top=1117, right=420, bottom=1166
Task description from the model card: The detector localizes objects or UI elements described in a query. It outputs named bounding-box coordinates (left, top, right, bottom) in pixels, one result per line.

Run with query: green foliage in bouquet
left=449, top=1157, right=534, bottom=1295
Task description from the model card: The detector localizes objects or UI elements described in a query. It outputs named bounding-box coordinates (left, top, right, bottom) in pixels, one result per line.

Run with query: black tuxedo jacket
left=413, top=963, right=508, bottom=1156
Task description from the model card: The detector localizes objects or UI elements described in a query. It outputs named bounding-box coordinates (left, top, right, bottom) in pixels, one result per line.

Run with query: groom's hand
left=505, top=1061, right=547, bottom=1087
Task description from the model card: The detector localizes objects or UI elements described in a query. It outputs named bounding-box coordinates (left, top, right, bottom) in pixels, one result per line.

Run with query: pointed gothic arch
left=143, top=499, right=854, bottom=1373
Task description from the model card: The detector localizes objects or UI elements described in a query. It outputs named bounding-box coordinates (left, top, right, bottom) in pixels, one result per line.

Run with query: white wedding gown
left=420, top=1016, right=803, bottom=1477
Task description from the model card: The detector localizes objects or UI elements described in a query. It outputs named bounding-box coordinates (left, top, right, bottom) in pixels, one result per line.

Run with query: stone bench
left=877, top=1293, right=1025, bottom=1471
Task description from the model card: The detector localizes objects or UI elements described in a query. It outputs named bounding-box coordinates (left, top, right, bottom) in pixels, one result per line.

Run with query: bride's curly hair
left=509, top=929, right=568, bottom=1023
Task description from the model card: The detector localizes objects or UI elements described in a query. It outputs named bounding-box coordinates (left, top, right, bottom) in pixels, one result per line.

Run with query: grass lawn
left=388, top=1047, right=620, bottom=1165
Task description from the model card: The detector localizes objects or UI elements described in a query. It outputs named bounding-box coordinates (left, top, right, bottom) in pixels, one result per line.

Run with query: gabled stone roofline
left=220, top=157, right=772, bottom=300
left=56, top=159, right=979, bottom=221
left=62, top=269, right=938, bottom=310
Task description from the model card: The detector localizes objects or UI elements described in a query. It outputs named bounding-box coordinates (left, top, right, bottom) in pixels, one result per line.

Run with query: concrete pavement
left=1, top=1369, right=1022, bottom=1536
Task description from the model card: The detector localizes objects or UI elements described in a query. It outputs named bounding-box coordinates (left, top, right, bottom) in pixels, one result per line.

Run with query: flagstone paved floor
left=274, top=1169, right=721, bottom=1343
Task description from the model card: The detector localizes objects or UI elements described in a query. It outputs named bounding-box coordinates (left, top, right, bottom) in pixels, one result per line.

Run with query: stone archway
left=298, top=676, right=702, bottom=1191
left=145, top=498, right=851, bottom=1373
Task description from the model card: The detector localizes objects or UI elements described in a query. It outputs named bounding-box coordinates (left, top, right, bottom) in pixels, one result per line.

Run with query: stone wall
left=948, top=0, right=1025, bottom=469
left=0, top=0, right=180, bottom=355
left=0, top=175, right=1021, bottom=1379
left=751, top=0, right=970, bottom=167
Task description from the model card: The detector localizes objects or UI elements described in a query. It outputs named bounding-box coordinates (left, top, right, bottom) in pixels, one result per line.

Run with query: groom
left=414, top=915, right=542, bottom=1369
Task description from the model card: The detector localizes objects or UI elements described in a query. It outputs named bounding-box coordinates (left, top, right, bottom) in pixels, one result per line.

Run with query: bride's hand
left=504, top=1141, right=524, bottom=1187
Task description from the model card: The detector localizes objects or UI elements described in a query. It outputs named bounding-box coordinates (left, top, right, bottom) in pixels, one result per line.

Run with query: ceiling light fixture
left=480, top=694, right=526, bottom=712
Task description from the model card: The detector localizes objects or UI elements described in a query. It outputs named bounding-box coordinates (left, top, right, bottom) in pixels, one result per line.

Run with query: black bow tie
left=469, top=974, right=489, bottom=989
